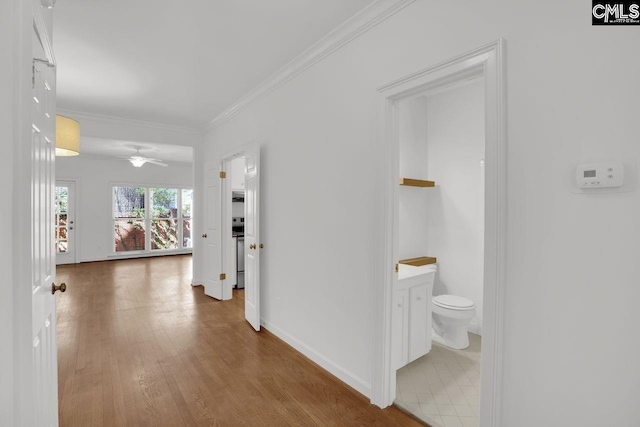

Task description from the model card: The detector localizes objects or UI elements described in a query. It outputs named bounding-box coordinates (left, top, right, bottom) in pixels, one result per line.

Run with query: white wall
left=1, top=1, right=17, bottom=423
left=202, top=1, right=640, bottom=425
left=398, top=96, right=429, bottom=261
left=425, top=80, right=485, bottom=334
left=57, top=156, right=193, bottom=262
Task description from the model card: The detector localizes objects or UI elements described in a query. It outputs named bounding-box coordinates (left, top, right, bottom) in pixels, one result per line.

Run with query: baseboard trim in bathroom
left=394, top=401, right=437, bottom=426
left=468, top=322, right=483, bottom=337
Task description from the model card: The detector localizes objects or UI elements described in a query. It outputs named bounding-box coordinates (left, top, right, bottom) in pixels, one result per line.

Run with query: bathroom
left=393, top=77, right=485, bottom=427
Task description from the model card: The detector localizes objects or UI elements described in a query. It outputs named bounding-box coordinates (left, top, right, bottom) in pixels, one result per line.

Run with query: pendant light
left=55, top=115, right=80, bottom=156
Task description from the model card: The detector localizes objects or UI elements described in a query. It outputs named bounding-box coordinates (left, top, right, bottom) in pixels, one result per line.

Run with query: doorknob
left=202, top=233, right=207, bottom=238
left=250, top=244, right=256, bottom=249
left=70, top=220, right=74, bottom=224
left=259, top=244, right=264, bottom=249
left=69, top=227, right=74, bottom=230
left=52, top=282, right=67, bottom=295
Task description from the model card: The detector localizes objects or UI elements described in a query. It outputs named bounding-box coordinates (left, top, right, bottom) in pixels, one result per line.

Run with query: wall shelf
left=399, top=178, right=435, bottom=187
left=399, top=256, right=437, bottom=267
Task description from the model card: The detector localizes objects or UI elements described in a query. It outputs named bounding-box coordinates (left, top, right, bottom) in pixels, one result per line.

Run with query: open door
left=203, top=165, right=223, bottom=299
left=244, top=144, right=261, bottom=331
left=31, top=9, right=60, bottom=424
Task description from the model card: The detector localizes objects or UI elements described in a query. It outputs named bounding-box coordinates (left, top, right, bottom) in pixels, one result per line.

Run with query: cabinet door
left=392, top=289, right=409, bottom=370
left=408, top=283, right=430, bottom=362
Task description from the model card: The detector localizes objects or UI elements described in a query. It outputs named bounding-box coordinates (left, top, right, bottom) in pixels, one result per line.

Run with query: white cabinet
left=230, top=236, right=237, bottom=286
left=393, top=274, right=434, bottom=369
left=392, top=290, right=409, bottom=370
left=408, top=283, right=431, bottom=362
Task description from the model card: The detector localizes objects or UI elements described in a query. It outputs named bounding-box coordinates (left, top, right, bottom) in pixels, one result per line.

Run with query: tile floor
left=395, top=333, right=481, bottom=427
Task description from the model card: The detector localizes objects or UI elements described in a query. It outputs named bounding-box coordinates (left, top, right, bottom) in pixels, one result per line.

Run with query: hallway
left=56, top=255, right=421, bottom=426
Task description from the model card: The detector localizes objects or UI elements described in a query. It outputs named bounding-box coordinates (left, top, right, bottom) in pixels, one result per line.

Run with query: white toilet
left=431, top=294, right=476, bottom=350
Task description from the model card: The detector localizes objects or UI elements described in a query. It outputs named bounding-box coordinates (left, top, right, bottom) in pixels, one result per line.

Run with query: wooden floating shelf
left=399, top=256, right=437, bottom=267
left=399, top=178, right=435, bottom=187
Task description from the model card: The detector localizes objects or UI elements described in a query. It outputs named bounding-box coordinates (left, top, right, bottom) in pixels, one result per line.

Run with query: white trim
left=56, top=108, right=202, bottom=136
left=106, top=249, right=193, bottom=260
left=32, top=0, right=54, bottom=66
left=371, top=40, right=507, bottom=427
left=205, top=0, right=417, bottom=130
left=262, top=320, right=372, bottom=398
left=468, top=321, right=483, bottom=337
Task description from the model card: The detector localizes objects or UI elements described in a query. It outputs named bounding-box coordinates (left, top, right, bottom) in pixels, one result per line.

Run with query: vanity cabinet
left=392, top=290, right=409, bottom=370
left=392, top=274, right=434, bottom=369
left=408, top=283, right=431, bottom=362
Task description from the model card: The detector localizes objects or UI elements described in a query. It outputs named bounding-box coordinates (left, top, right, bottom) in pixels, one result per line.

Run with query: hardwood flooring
left=56, top=255, right=423, bottom=427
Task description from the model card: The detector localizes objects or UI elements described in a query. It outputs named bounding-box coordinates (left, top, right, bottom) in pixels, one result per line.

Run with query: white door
left=244, top=144, right=261, bottom=331
left=55, top=180, right=76, bottom=265
left=203, top=166, right=223, bottom=299
left=32, top=22, right=60, bottom=426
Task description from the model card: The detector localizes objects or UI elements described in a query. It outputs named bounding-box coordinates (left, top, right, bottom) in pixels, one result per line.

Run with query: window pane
left=55, top=187, right=68, bottom=214
left=151, top=188, right=177, bottom=219
left=151, top=219, right=178, bottom=250
left=182, top=189, right=192, bottom=218
left=114, top=187, right=145, bottom=218
left=115, top=220, right=145, bottom=252
left=55, top=187, right=69, bottom=253
left=182, top=219, right=191, bottom=248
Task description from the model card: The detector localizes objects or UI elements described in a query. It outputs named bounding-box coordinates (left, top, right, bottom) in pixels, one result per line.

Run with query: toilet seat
left=433, top=295, right=475, bottom=311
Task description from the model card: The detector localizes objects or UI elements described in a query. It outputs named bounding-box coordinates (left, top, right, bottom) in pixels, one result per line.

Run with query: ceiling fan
left=123, top=146, right=168, bottom=168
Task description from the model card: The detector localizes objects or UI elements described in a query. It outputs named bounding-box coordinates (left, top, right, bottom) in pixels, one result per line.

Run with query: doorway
left=393, top=77, right=485, bottom=427
left=371, top=40, right=506, bottom=427
left=55, top=180, right=77, bottom=265
left=213, top=143, right=262, bottom=331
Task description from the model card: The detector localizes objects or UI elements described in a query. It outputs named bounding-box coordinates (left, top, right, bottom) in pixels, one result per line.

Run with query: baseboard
left=468, top=319, right=483, bottom=337
left=78, top=250, right=193, bottom=264
left=261, top=319, right=371, bottom=398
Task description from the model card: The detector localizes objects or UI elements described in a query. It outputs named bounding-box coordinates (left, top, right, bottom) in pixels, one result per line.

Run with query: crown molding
left=205, top=0, right=417, bottom=131
left=57, top=108, right=202, bottom=136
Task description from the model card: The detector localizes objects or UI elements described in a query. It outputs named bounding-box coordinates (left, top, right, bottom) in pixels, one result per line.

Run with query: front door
left=55, top=180, right=76, bottom=264
left=243, top=144, right=261, bottom=331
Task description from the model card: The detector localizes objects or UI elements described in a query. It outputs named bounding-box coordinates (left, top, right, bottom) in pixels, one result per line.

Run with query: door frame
left=219, top=143, right=253, bottom=302
left=220, top=150, right=243, bottom=301
left=55, top=179, right=78, bottom=265
left=371, top=40, right=507, bottom=427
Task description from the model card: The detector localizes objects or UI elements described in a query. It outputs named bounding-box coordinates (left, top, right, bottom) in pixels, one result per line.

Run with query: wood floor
left=56, top=255, right=423, bottom=427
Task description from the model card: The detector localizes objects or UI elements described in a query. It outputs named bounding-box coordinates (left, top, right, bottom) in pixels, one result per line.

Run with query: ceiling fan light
left=129, top=157, right=146, bottom=167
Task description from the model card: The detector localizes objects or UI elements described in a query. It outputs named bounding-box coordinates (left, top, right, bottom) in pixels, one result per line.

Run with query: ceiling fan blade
left=146, top=159, right=168, bottom=167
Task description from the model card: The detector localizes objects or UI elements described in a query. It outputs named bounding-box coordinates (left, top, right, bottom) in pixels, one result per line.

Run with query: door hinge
left=395, top=263, right=399, bottom=273
left=220, top=171, right=226, bottom=179
left=220, top=273, right=226, bottom=280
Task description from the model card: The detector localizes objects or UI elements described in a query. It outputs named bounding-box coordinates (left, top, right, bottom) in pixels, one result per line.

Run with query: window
left=113, top=186, right=146, bottom=252
left=113, top=185, right=193, bottom=253
left=55, top=186, right=69, bottom=253
left=182, top=189, right=193, bottom=248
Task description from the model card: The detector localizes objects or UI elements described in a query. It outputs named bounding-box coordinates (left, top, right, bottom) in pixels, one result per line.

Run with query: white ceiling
left=79, top=137, right=193, bottom=164
left=55, top=0, right=375, bottom=129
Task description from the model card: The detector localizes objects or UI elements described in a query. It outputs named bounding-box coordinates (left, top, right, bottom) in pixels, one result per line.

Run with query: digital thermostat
left=576, top=161, right=624, bottom=188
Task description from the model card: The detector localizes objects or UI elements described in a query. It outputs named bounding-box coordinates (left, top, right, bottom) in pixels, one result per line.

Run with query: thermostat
left=576, top=161, right=623, bottom=188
